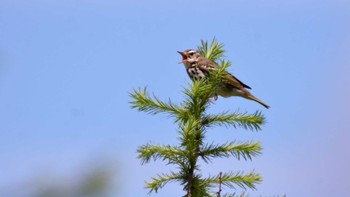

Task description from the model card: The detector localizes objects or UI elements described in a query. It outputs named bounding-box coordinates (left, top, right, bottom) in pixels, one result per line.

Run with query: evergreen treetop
left=130, top=39, right=266, bottom=197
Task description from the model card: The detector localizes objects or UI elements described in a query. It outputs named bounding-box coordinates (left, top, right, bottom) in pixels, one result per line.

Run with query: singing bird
left=178, top=49, right=270, bottom=109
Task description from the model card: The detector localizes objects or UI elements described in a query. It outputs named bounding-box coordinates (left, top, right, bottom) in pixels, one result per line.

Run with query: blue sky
left=1, top=0, right=350, bottom=196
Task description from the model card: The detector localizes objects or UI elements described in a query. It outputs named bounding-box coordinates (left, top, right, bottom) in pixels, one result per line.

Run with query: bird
left=177, top=49, right=270, bottom=109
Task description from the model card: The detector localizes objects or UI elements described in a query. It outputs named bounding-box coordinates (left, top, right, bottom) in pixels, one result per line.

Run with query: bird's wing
left=196, top=58, right=252, bottom=90
left=196, top=58, right=218, bottom=72
left=224, top=73, right=252, bottom=89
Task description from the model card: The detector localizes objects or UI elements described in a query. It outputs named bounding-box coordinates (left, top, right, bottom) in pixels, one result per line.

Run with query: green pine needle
left=129, top=87, right=186, bottom=119
left=201, top=111, right=265, bottom=131
left=137, top=143, right=187, bottom=166
left=146, top=171, right=183, bottom=193
left=198, top=38, right=226, bottom=62
left=199, top=141, right=262, bottom=162
left=204, top=171, right=262, bottom=190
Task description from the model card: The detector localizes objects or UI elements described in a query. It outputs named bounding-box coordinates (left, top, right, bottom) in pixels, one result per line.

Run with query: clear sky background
left=1, top=0, right=350, bottom=196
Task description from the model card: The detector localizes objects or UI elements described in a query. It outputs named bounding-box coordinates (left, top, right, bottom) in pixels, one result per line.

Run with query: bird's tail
left=246, top=94, right=270, bottom=109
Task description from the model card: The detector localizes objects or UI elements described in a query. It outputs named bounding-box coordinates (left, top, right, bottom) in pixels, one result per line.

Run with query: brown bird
left=178, top=49, right=270, bottom=109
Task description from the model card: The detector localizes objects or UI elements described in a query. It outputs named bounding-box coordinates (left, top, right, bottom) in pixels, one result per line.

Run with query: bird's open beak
left=177, top=51, right=186, bottom=64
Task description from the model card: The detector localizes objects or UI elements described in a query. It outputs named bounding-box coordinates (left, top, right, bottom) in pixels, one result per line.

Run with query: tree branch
left=130, top=88, right=185, bottom=118
left=137, top=144, right=187, bottom=167
left=202, top=111, right=265, bottom=131
left=204, top=171, right=262, bottom=190
left=146, top=172, right=183, bottom=193
left=216, top=172, right=223, bottom=197
left=199, top=141, right=262, bottom=162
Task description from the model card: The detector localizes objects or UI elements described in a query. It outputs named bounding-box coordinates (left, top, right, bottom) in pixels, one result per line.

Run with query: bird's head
left=177, top=49, right=201, bottom=67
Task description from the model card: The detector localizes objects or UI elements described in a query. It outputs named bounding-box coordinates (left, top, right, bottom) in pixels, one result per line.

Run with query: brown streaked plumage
left=177, top=49, right=270, bottom=109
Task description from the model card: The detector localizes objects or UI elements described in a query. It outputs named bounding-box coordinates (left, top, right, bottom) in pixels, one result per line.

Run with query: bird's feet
left=208, top=95, right=218, bottom=103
